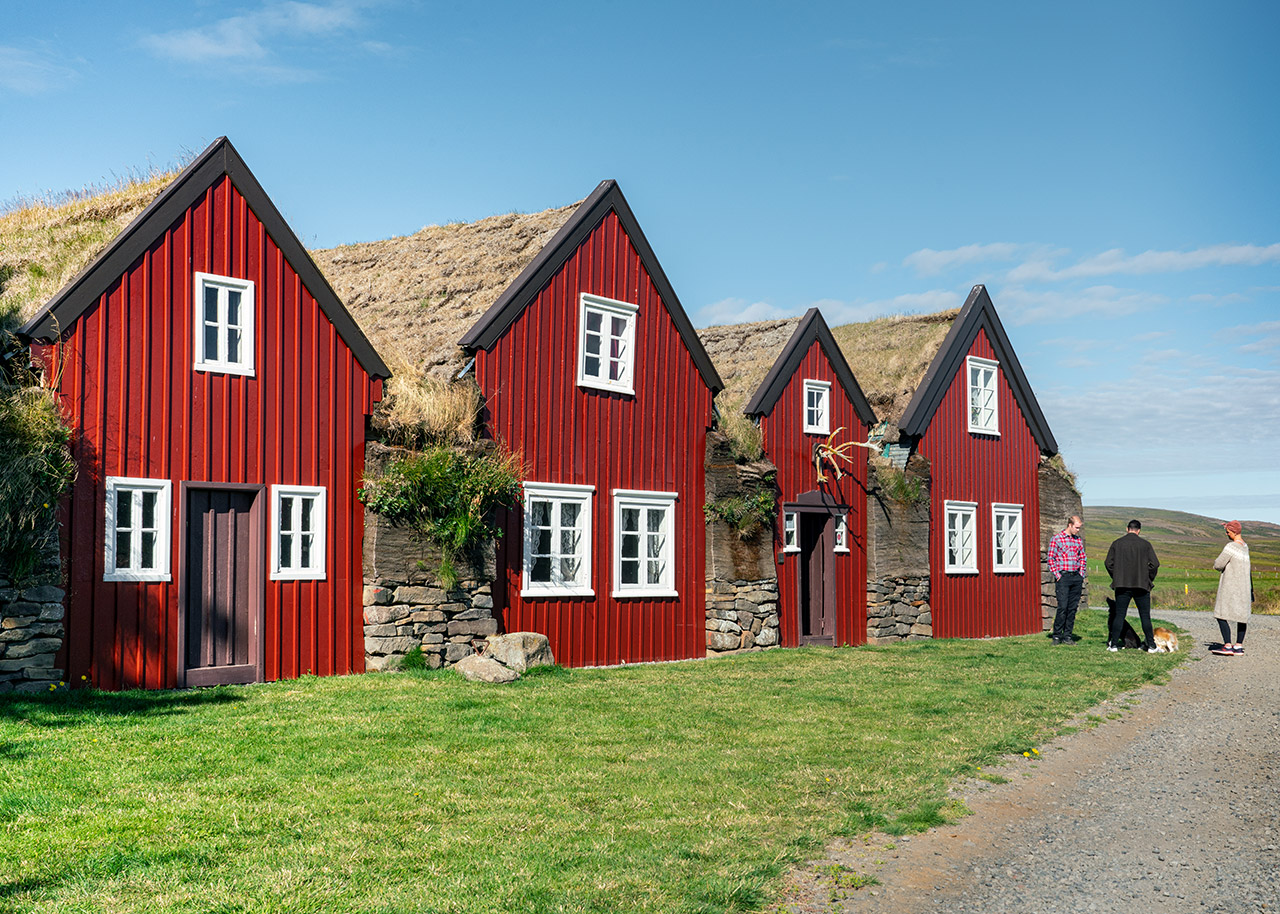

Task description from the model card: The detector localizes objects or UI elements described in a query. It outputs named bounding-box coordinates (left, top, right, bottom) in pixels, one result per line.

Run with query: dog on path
left=1105, top=597, right=1143, bottom=649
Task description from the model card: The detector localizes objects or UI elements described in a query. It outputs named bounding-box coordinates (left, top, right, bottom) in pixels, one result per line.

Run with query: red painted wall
left=475, top=211, right=713, bottom=666
left=43, top=176, right=380, bottom=689
left=760, top=339, right=868, bottom=647
left=918, top=329, right=1042, bottom=638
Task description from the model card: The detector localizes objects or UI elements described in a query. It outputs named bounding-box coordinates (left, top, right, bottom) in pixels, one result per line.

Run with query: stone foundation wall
left=705, top=579, right=779, bottom=654
left=866, top=575, right=931, bottom=643
left=1038, top=460, right=1086, bottom=630
left=0, top=536, right=65, bottom=693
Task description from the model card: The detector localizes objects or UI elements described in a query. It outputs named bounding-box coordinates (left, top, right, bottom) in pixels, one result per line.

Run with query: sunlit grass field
left=1, top=611, right=1181, bottom=914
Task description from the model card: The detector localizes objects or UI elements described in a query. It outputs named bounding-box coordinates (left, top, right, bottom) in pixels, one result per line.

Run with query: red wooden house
left=743, top=309, right=877, bottom=647
left=892, top=284, right=1058, bottom=638
left=19, top=137, right=390, bottom=690
left=456, top=181, right=724, bottom=666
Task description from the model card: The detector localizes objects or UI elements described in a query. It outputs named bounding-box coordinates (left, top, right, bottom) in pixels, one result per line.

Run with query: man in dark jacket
left=1105, top=519, right=1161, bottom=652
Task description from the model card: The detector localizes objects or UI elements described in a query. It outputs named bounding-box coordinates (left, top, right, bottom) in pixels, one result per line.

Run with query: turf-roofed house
left=702, top=286, right=1077, bottom=645
left=17, top=137, right=390, bottom=690
left=315, top=180, right=724, bottom=668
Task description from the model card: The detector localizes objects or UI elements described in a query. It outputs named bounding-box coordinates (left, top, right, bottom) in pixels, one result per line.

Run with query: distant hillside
left=1082, top=505, right=1279, bottom=613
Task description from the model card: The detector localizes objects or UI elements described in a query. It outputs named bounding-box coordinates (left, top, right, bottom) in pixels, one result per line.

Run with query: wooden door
left=185, top=488, right=262, bottom=686
left=798, top=512, right=835, bottom=644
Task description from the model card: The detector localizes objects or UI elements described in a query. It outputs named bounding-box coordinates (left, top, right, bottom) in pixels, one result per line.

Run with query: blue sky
left=4, top=1, right=1278, bottom=524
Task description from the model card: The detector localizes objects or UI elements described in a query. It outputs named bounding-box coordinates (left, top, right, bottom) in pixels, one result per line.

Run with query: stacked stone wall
left=705, top=579, right=779, bottom=653
left=0, top=536, right=65, bottom=693
left=1038, top=460, right=1086, bottom=630
left=866, top=575, right=931, bottom=642
left=864, top=454, right=933, bottom=643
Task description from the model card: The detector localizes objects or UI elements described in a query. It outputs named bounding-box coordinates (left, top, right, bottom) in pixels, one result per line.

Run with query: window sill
left=577, top=379, right=635, bottom=396
left=967, top=427, right=1000, bottom=437
left=521, top=587, right=595, bottom=598
left=271, top=571, right=327, bottom=581
left=945, top=568, right=979, bottom=575
left=104, top=572, right=171, bottom=583
left=994, top=568, right=1024, bottom=575
left=611, top=589, right=679, bottom=599
left=195, top=363, right=256, bottom=378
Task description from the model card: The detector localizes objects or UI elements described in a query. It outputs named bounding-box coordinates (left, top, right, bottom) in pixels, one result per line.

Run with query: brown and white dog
left=1105, top=598, right=1179, bottom=651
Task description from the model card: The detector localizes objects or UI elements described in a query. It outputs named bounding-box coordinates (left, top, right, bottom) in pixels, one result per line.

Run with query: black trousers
left=1110, top=587, right=1154, bottom=648
left=1053, top=571, right=1083, bottom=640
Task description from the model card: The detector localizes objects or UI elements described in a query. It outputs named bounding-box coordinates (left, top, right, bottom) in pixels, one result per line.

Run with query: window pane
left=647, top=559, right=664, bottom=585
left=611, top=316, right=627, bottom=337
left=621, top=559, right=638, bottom=585
left=205, top=324, right=220, bottom=362
left=586, top=311, right=602, bottom=332
left=280, top=497, right=294, bottom=532
left=584, top=355, right=600, bottom=377
left=647, top=531, right=663, bottom=558
left=301, top=497, right=313, bottom=532
left=621, top=508, right=639, bottom=533
left=560, top=528, right=578, bottom=555
left=585, top=333, right=601, bottom=355
left=141, top=531, right=156, bottom=569
left=280, top=533, right=292, bottom=569
left=536, top=529, right=551, bottom=555
left=560, top=502, right=579, bottom=528
left=560, top=557, right=579, bottom=583
left=116, top=532, right=131, bottom=569
left=532, top=556, right=551, bottom=582
left=117, top=490, right=132, bottom=528
left=621, top=532, right=638, bottom=559
left=141, top=490, right=156, bottom=529
left=227, top=290, right=241, bottom=327
left=300, top=532, right=312, bottom=568
left=530, top=499, right=551, bottom=528
left=227, top=328, right=241, bottom=363
left=204, top=285, right=219, bottom=323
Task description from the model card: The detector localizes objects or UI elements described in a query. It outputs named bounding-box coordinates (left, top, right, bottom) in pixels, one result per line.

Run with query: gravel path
left=771, top=609, right=1280, bottom=914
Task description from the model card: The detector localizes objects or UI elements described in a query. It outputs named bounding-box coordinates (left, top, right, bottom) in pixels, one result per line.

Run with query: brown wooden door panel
left=186, top=488, right=261, bottom=686
left=798, top=512, right=835, bottom=645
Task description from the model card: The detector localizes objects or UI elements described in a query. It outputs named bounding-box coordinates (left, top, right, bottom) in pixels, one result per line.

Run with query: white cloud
left=1220, top=320, right=1280, bottom=360
left=902, top=242, right=1026, bottom=276
left=998, top=284, right=1167, bottom=325
left=694, top=297, right=792, bottom=327
left=0, top=45, right=79, bottom=94
left=139, top=1, right=363, bottom=76
left=1007, top=243, right=1280, bottom=283
left=820, top=290, right=963, bottom=325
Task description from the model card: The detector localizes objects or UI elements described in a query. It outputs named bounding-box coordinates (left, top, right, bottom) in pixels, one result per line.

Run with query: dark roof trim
left=897, top=285, right=1057, bottom=454
left=743, top=308, right=877, bottom=426
left=20, top=137, right=390, bottom=381
left=458, top=179, right=723, bottom=393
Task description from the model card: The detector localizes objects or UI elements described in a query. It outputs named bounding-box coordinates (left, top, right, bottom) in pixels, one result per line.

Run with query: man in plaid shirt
left=1047, top=515, right=1087, bottom=644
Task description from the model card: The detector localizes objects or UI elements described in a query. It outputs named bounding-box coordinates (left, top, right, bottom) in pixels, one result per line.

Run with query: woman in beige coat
left=1211, top=520, right=1251, bottom=655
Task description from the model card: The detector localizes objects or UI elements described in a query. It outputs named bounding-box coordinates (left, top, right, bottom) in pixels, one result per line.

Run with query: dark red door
left=185, top=488, right=262, bottom=686
left=798, top=512, right=835, bottom=644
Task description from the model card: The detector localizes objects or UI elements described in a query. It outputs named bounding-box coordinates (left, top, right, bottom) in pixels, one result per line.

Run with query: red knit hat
left=1222, top=520, right=1242, bottom=536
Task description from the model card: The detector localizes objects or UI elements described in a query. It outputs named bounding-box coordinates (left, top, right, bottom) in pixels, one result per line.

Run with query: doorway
left=797, top=511, right=835, bottom=644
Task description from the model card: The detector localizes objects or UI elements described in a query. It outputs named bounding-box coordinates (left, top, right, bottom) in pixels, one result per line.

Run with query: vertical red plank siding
left=49, top=176, right=377, bottom=690
left=475, top=212, right=712, bottom=667
left=919, top=329, right=1042, bottom=638
left=760, top=340, right=868, bottom=648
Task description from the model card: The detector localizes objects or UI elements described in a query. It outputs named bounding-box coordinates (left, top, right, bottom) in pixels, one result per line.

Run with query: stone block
left=750, top=617, right=762, bottom=635
left=4, top=639, right=61, bottom=659
left=755, top=627, right=778, bottom=647
left=471, top=594, right=494, bottom=609
left=706, top=631, right=740, bottom=651
left=0, top=629, right=28, bottom=643
left=395, top=585, right=445, bottom=605
left=455, top=654, right=519, bottom=683
left=21, top=585, right=64, bottom=604
left=444, top=642, right=474, bottom=663
left=909, top=622, right=933, bottom=637
left=364, top=623, right=400, bottom=638
left=363, top=604, right=409, bottom=625
left=447, top=618, right=498, bottom=637
left=364, top=635, right=418, bottom=656
left=916, top=611, right=932, bottom=625
left=451, top=607, right=493, bottom=622
left=739, top=630, right=756, bottom=649
left=745, top=590, right=775, bottom=604
left=437, top=602, right=468, bottom=615
left=38, top=604, right=65, bottom=622
left=365, top=654, right=397, bottom=672
left=486, top=632, right=554, bottom=672
left=364, top=585, right=395, bottom=605
left=736, top=611, right=756, bottom=629
left=2, top=610, right=37, bottom=627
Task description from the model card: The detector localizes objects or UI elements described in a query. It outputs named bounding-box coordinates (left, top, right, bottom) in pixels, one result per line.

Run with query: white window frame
left=966, top=356, right=999, bottom=436
left=271, top=485, right=327, bottom=581
left=833, top=513, right=850, bottom=553
left=194, top=272, right=255, bottom=376
left=992, top=503, right=1024, bottom=574
left=782, top=511, right=799, bottom=553
left=612, top=489, right=678, bottom=598
left=944, top=500, right=979, bottom=575
left=802, top=379, right=832, bottom=435
left=577, top=293, right=637, bottom=395
left=521, top=482, right=595, bottom=597
left=104, top=477, right=172, bottom=582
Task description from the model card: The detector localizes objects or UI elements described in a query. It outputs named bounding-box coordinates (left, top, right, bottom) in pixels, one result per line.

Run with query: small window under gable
left=522, top=482, right=594, bottom=597
left=104, top=477, right=172, bottom=582
left=803, top=379, right=831, bottom=435
left=272, top=485, right=326, bottom=580
left=967, top=356, right=999, bottom=435
left=945, top=500, right=979, bottom=574
left=613, top=489, right=677, bottom=597
left=194, top=272, right=255, bottom=376
left=992, top=503, right=1023, bottom=573
left=578, top=294, right=637, bottom=394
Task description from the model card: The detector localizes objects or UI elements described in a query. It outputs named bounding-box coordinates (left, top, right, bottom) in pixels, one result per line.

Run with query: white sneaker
left=1106, top=644, right=1119, bottom=653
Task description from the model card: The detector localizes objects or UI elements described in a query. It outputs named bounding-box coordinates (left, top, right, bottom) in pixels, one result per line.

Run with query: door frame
left=784, top=491, right=849, bottom=646
left=176, top=482, right=266, bottom=688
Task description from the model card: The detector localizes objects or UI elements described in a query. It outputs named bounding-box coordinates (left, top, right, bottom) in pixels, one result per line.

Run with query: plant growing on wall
left=703, top=483, right=776, bottom=540
left=357, top=446, right=522, bottom=589
left=871, top=458, right=927, bottom=506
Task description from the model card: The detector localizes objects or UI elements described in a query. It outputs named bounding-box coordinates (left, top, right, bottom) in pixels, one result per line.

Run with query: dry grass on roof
left=698, top=317, right=803, bottom=413
left=311, top=203, right=581, bottom=381
left=0, top=171, right=177, bottom=327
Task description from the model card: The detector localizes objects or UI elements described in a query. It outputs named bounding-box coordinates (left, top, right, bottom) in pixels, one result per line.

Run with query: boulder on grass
left=484, top=632, right=554, bottom=673
left=455, top=654, right=520, bottom=684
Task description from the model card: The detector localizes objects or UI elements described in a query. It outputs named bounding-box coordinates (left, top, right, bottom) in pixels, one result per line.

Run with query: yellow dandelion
left=1032, top=748, right=1039, bottom=755
left=1023, top=752, right=1030, bottom=757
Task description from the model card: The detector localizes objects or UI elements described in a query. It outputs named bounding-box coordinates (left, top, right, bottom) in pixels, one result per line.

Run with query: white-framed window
left=194, top=272, right=255, bottom=376
left=104, top=477, right=172, bottom=582
left=612, top=489, right=677, bottom=597
left=992, top=503, right=1024, bottom=573
left=782, top=512, right=798, bottom=552
left=522, top=482, right=594, bottom=597
left=577, top=294, right=637, bottom=394
left=803, top=379, right=831, bottom=435
left=834, top=514, right=850, bottom=553
left=944, top=500, right=979, bottom=574
left=271, top=485, right=326, bottom=580
left=967, top=356, right=999, bottom=435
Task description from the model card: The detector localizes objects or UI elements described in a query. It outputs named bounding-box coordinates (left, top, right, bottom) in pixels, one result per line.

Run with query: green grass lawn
left=2, top=611, right=1182, bottom=914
